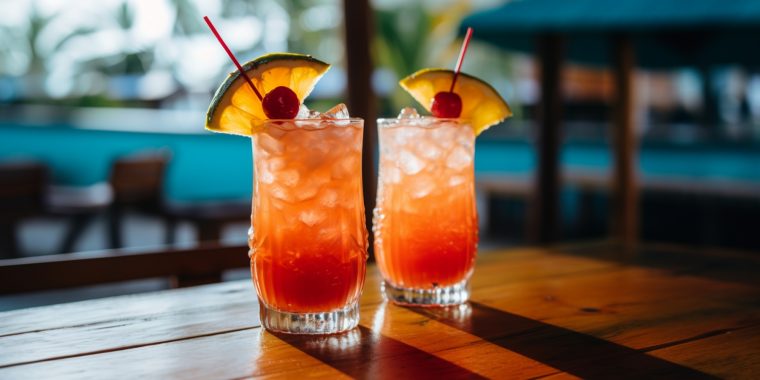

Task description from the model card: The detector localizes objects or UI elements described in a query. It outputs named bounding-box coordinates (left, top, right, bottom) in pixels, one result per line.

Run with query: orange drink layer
left=373, top=118, right=477, bottom=301
left=249, top=119, right=367, bottom=314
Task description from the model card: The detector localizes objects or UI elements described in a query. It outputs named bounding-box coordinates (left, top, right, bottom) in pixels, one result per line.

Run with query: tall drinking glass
left=373, top=117, right=477, bottom=306
left=249, top=118, right=367, bottom=334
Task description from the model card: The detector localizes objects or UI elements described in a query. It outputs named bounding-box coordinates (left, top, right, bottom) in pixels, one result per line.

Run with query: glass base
left=382, top=279, right=470, bottom=306
left=259, top=301, right=360, bottom=334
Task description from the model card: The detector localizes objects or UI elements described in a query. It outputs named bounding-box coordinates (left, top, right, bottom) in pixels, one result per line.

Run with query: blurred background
left=1, top=0, right=759, bottom=308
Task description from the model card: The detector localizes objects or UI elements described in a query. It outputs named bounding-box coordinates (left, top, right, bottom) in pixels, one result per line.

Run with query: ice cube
left=295, top=175, right=329, bottom=202
left=431, top=125, right=456, bottom=150
left=407, top=175, right=436, bottom=198
left=397, top=107, right=420, bottom=119
left=317, top=225, right=340, bottom=242
left=271, top=199, right=286, bottom=210
left=279, top=169, right=300, bottom=187
left=332, top=155, right=358, bottom=179
left=448, top=175, right=466, bottom=187
left=446, top=146, right=473, bottom=170
left=384, top=166, right=402, bottom=184
left=455, top=130, right=474, bottom=149
left=257, top=168, right=275, bottom=184
left=398, top=150, right=424, bottom=175
left=416, top=140, right=442, bottom=160
left=266, top=124, right=288, bottom=138
left=268, top=157, right=287, bottom=171
left=319, top=189, right=338, bottom=207
left=329, top=121, right=356, bottom=139
left=391, top=126, right=423, bottom=146
left=296, top=104, right=311, bottom=119
left=271, top=185, right=293, bottom=202
left=256, top=133, right=285, bottom=155
left=294, top=184, right=319, bottom=202
left=322, top=103, right=350, bottom=119
left=299, top=210, right=327, bottom=226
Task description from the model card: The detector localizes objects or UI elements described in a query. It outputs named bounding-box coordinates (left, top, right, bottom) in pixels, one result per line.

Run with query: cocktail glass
left=249, top=118, right=367, bottom=334
left=373, top=117, right=477, bottom=306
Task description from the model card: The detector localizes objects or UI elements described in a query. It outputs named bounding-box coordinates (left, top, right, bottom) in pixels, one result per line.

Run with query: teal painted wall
left=2, top=124, right=758, bottom=202
left=0, top=124, right=251, bottom=201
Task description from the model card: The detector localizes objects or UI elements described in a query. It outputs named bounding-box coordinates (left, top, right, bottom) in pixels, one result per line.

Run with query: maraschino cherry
left=262, top=86, right=299, bottom=119
left=431, top=91, right=462, bottom=118
left=204, top=16, right=300, bottom=119
left=430, top=27, right=473, bottom=119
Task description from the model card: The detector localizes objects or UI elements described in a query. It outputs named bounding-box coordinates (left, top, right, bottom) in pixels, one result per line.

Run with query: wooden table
left=1, top=242, right=758, bottom=379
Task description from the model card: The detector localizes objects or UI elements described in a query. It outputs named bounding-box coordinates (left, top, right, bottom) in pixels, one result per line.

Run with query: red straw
left=449, top=27, right=473, bottom=93
left=203, top=16, right=263, bottom=101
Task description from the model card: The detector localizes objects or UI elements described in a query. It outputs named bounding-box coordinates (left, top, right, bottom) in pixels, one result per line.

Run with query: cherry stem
left=203, top=16, right=263, bottom=101
left=449, top=27, right=473, bottom=93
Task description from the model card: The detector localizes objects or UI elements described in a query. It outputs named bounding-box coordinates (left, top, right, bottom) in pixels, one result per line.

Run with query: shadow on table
left=272, top=324, right=484, bottom=379
left=558, top=242, right=760, bottom=288
left=410, top=302, right=717, bottom=379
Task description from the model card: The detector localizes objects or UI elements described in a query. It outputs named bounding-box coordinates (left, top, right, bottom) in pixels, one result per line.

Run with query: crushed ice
left=446, top=146, right=473, bottom=170
left=322, top=103, right=350, bottom=119
left=296, top=104, right=311, bottom=119
left=397, top=107, right=420, bottom=119
left=295, top=103, right=350, bottom=120
left=299, top=210, right=327, bottom=226
left=398, top=150, right=424, bottom=175
left=408, top=175, right=436, bottom=198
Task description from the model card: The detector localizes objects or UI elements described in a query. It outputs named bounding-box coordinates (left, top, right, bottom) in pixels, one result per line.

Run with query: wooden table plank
left=0, top=328, right=349, bottom=380
left=472, top=265, right=758, bottom=341
left=0, top=244, right=757, bottom=379
left=649, top=325, right=760, bottom=379
left=361, top=302, right=559, bottom=379
left=0, top=282, right=257, bottom=367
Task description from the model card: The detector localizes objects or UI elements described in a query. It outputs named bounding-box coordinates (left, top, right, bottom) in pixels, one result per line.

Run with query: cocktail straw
left=203, top=16, right=263, bottom=101
left=449, top=27, right=473, bottom=92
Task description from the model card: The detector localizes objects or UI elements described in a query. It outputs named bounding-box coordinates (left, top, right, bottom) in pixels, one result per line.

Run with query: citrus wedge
left=206, top=53, right=330, bottom=136
left=399, top=68, right=512, bottom=135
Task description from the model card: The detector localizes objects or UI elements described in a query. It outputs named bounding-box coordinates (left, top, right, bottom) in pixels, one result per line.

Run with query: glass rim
left=260, top=118, right=364, bottom=123
left=376, top=117, right=471, bottom=128
left=252, top=118, right=364, bottom=131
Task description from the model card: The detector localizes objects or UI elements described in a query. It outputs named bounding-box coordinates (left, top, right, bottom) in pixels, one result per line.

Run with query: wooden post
left=343, top=0, right=378, bottom=257
left=528, top=34, right=563, bottom=244
left=611, top=35, right=639, bottom=248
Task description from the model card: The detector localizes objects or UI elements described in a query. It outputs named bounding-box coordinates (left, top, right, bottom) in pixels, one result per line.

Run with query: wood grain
left=529, top=33, right=564, bottom=244
left=0, top=244, right=249, bottom=294
left=0, top=243, right=757, bottom=379
left=610, top=34, right=639, bottom=248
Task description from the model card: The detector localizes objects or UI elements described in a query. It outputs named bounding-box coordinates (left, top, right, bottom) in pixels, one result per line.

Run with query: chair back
left=109, top=152, right=169, bottom=208
left=0, top=161, right=49, bottom=222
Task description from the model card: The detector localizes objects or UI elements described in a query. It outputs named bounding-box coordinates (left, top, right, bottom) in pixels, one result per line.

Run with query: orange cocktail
left=201, top=17, right=367, bottom=334
left=249, top=118, right=367, bottom=333
left=373, top=117, right=478, bottom=305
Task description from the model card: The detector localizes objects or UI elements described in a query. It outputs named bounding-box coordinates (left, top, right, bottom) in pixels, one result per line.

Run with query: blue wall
left=475, top=139, right=760, bottom=181
left=2, top=123, right=759, bottom=202
left=0, top=124, right=251, bottom=201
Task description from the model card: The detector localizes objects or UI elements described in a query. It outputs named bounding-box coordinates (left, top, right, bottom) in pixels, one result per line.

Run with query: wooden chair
left=107, top=151, right=171, bottom=249
left=49, top=151, right=172, bottom=252
left=164, top=200, right=251, bottom=244
left=48, top=183, right=113, bottom=253
left=0, top=243, right=250, bottom=293
left=0, top=161, right=49, bottom=258
left=107, top=151, right=250, bottom=247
